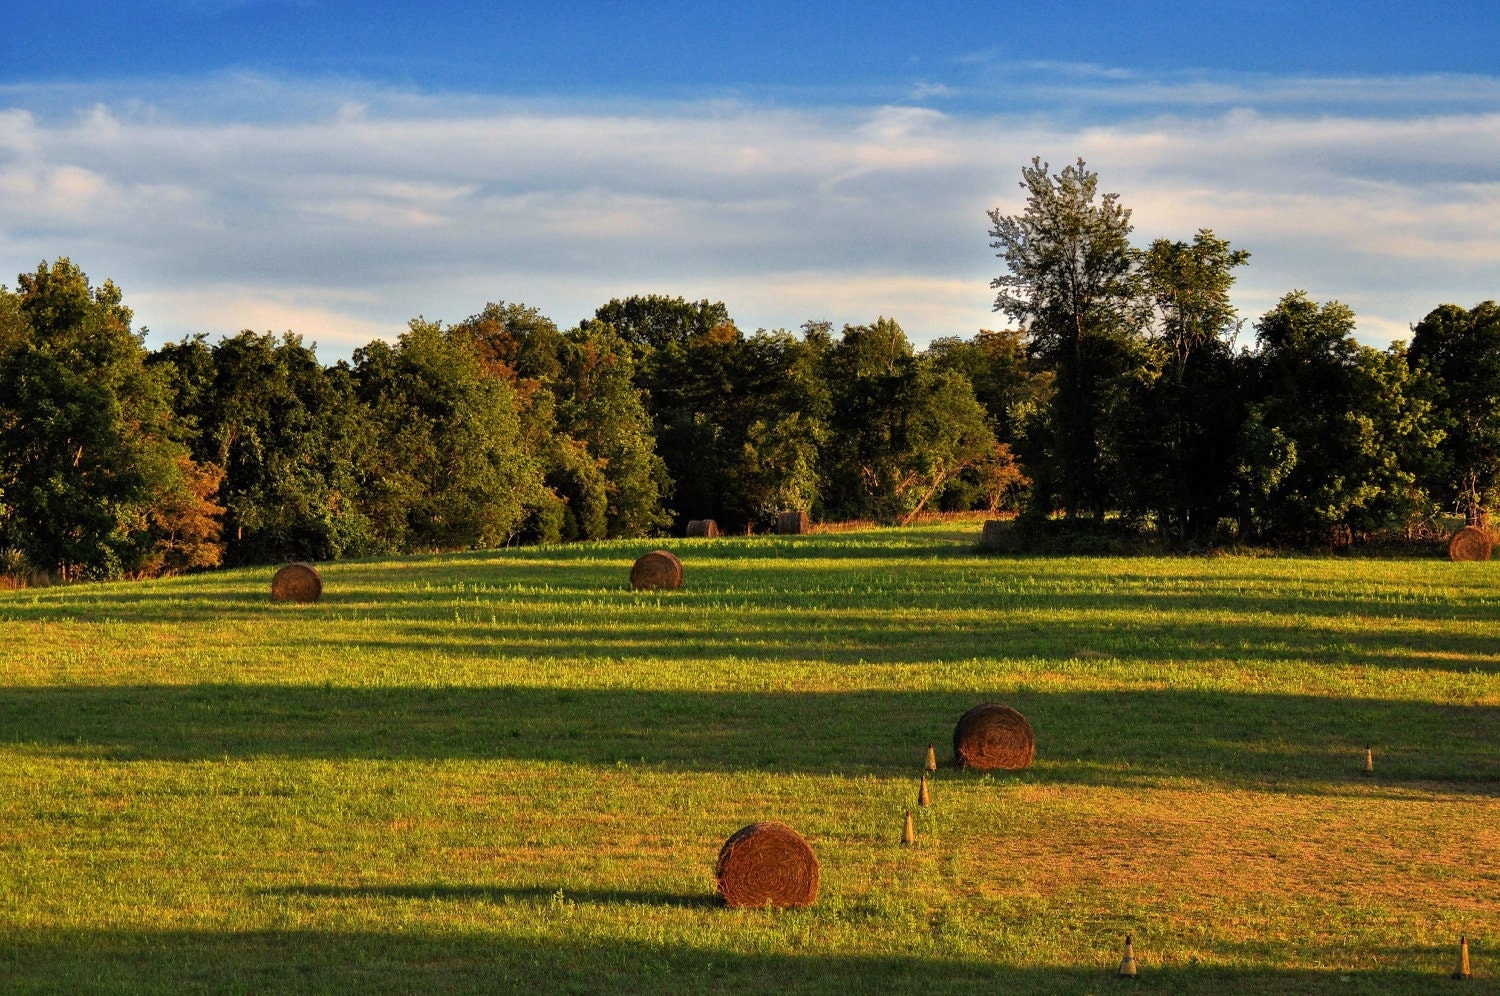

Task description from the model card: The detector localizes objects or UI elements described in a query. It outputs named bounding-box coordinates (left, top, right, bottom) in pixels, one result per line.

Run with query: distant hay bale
left=1448, top=525, right=1492, bottom=562
left=777, top=511, right=811, bottom=535
left=953, top=702, right=1034, bottom=771
left=630, top=549, right=683, bottom=590
left=686, top=519, right=721, bottom=538
left=715, top=821, right=820, bottom=909
left=979, top=519, right=1007, bottom=550
left=270, top=562, right=323, bottom=603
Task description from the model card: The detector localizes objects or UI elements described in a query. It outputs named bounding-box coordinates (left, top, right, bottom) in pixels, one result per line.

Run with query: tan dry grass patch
left=959, top=784, right=1495, bottom=916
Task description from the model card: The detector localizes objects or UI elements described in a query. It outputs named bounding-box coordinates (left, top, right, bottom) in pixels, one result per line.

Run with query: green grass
left=1, top=523, right=1496, bottom=993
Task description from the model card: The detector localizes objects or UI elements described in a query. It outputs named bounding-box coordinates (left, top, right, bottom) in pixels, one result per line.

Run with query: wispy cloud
left=0, top=75, right=1497, bottom=354
left=943, top=58, right=1500, bottom=115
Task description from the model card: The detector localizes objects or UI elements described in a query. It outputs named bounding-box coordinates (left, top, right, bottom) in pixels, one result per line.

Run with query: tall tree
left=594, top=295, right=731, bottom=360
left=354, top=320, right=544, bottom=551
left=1408, top=301, right=1500, bottom=525
left=0, top=259, right=222, bottom=578
left=989, top=158, right=1143, bottom=519
left=926, top=328, right=1052, bottom=512
left=554, top=320, right=673, bottom=537
left=823, top=318, right=995, bottom=523
left=154, top=331, right=374, bottom=564
left=452, top=302, right=671, bottom=540
left=644, top=321, right=829, bottom=531
left=1115, top=231, right=1251, bottom=541
left=1235, top=292, right=1439, bottom=542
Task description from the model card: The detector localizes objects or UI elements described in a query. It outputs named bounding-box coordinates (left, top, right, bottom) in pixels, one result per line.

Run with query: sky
left=3, top=2, right=1499, bottom=356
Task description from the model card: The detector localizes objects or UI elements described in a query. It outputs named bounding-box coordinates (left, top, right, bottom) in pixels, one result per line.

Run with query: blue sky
left=3, top=2, right=1499, bottom=353
left=9, top=2, right=1499, bottom=96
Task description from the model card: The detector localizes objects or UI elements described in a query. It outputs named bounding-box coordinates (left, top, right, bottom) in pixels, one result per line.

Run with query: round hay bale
left=979, top=519, right=1007, bottom=550
left=686, top=519, right=720, bottom=538
left=953, top=702, right=1034, bottom=771
left=777, top=510, right=810, bottom=535
left=630, top=550, right=683, bottom=590
left=715, top=821, right=819, bottom=909
left=270, top=562, right=323, bottom=603
left=1448, top=525, right=1492, bottom=562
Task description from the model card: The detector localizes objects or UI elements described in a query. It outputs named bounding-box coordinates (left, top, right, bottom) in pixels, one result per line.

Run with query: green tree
left=1113, top=231, right=1251, bottom=541
left=453, top=302, right=670, bottom=540
left=1408, top=301, right=1500, bottom=525
left=926, top=328, right=1052, bottom=512
left=355, top=320, right=544, bottom=551
left=555, top=320, right=673, bottom=537
left=926, top=328, right=1052, bottom=448
left=989, top=157, right=1144, bottom=519
left=154, top=331, right=374, bottom=564
left=1236, top=293, right=1440, bottom=541
left=0, top=260, right=221, bottom=578
left=823, top=318, right=995, bottom=523
left=645, top=321, right=829, bottom=530
left=594, top=295, right=731, bottom=360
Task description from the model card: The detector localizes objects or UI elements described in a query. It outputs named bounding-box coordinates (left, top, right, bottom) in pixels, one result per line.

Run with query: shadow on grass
left=270, top=883, right=719, bottom=908
left=6, top=552, right=1498, bottom=672
left=322, top=610, right=1500, bottom=673
left=0, top=929, right=1476, bottom=994
left=1, top=685, right=1493, bottom=792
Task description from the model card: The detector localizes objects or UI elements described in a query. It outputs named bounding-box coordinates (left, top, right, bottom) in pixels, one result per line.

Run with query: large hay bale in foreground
left=271, top=562, right=323, bottom=603
left=630, top=550, right=683, bottom=590
left=777, top=510, right=811, bottom=535
left=686, top=519, right=720, bottom=538
left=953, top=702, right=1034, bottom=770
left=1449, top=525, right=1492, bottom=562
left=715, top=821, right=819, bottom=909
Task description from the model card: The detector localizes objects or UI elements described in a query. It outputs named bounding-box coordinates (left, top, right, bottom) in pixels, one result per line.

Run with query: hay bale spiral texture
left=1448, top=525, right=1492, bottom=562
left=953, top=702, right=1035, bottom=770
left=630, top=550, right=683, bottom=590
left=715, top=822, right=819, bottom=908
left=777, top=510, right=810, bottom=535
left=686, top=519, right=720, bottom=538
left=270, top=563, right=323, bottom=603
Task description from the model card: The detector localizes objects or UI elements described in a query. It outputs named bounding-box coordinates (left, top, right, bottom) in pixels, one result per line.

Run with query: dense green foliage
left=5, top=158, right=1500, bottom=575
left=986, top=158, right=1475, bottom=545
left=0, top=525, right=1494, bottom=991
left=0, top=261, right=224, bottom=580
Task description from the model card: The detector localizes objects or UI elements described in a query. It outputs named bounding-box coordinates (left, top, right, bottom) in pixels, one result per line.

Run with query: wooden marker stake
left=901, top=809, right=915, bottom=846
left=1454, top=935, right=1471, bottom=980
left=1364, top=745, right=1374, bottom=774
left=918, top=772, right=931, bottom=807
left=1118, top=934, right=1138, bottom=977
left=926, top=743, right=937, bottom=772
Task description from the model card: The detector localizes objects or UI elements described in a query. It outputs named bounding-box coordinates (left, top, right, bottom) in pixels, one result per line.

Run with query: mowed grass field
left=0, top=523, right=1496, bottom=993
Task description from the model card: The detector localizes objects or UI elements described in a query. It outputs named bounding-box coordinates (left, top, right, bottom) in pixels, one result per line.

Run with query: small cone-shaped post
left=901, top=808, right=915, bottom=846
left=1119, top=934, right=1138, bottom=977
left=1364, top=745, right=1374, bottom=774
left=1454, top=935, right=1471, bottom=980
left=918, top=772, right=931, bottom=807
left=926, top=743, right=937, bottom=772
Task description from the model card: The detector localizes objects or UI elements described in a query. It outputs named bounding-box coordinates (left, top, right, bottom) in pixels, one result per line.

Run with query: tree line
left=2, top=158, right=1498, bottom=580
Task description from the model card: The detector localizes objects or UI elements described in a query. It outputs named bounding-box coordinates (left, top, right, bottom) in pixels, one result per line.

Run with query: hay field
left=0, top=524, right=1496, bottom=993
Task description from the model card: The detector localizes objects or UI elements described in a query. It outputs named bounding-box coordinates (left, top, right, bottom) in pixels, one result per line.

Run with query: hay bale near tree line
left=777, top=511, right=811, bottom=535
left=686, top=519, right=720, bottom=538
left=979, top=519, right=1007, bottom=550
left=630, top=550, right=683, bottom=590
left=1448, top=525, right=1492, bottom=562
left=953, top=702, right=1035, bottom=770
left=715, top=821, right=819, bottom=908
left=270, top=563, right=323, bottom=603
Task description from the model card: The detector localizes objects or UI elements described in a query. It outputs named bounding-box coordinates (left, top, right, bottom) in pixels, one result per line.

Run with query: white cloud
left=0, top=79, right=1498, bottom=357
